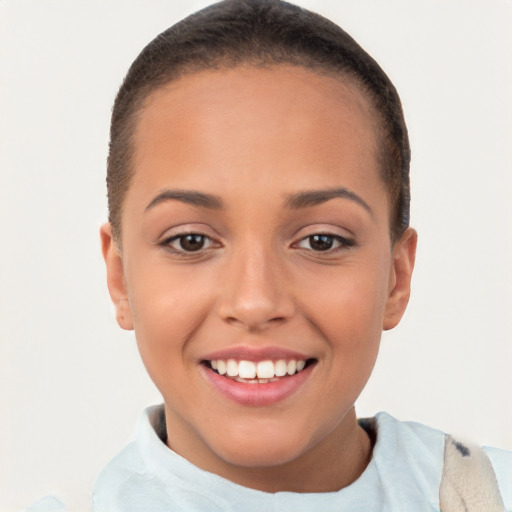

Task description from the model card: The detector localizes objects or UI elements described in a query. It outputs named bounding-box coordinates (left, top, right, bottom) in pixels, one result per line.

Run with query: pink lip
left=200, top=361, right=315, bottom=407
left=201, top=346, right=311, bottom=362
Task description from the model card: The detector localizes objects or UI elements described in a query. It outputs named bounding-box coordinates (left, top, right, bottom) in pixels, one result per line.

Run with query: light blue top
left=91, top=405, right=511, bottom=512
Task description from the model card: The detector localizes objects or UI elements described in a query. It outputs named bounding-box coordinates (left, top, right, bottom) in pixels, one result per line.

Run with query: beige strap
left=440, top=435, right=506, bottom=512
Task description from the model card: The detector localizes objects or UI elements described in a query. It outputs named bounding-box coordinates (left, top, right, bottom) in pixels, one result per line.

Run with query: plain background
left=0, top=0, right=511, bottom=510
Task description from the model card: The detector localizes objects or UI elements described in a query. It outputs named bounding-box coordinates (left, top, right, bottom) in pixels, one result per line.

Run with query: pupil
left=310, top=235, right=333, bottom=251
left=180, top=234, right=205, bottom=251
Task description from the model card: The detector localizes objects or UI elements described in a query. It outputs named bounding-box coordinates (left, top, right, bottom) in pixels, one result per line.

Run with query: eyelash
left=160, top=231, right=354, bottom=255
left=294, top=233, right=355, bottom=253
left=160, top=232, right=218, bottom=256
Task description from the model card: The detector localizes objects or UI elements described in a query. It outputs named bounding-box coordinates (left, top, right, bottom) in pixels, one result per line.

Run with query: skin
left=101, top=65, right=417, bottom=493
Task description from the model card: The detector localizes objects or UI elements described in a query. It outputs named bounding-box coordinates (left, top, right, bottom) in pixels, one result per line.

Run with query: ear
left=100, top=223, right=134, bottom=330
left=383, top=227, right=417, bottom=330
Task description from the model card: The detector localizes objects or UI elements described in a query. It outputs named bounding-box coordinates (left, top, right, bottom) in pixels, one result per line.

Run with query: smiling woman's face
left=101, top=65, right=416, bottom=492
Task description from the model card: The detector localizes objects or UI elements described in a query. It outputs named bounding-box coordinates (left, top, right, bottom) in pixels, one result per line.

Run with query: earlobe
left=383, top=228, right=417, bottom=331
left=100, top=223, right=134, bottom=331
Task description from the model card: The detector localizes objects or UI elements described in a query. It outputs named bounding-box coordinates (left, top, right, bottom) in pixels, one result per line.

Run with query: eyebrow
left=145, top=189, right=223, bottom=211
left=144, top=186, right=372, bottom=215
left=285, top=187, right=373, bottom=215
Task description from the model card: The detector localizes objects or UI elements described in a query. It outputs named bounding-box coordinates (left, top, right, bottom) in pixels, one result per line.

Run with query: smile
left=206, top=358, right=312, bottom=383
left=200, top=351, right=317, bottom=406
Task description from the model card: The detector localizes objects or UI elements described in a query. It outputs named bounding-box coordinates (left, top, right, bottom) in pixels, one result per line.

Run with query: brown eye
left=163, top=233, right=213, bottom=253
left=308, top=234, right=334, bottom=251
left=296, top=233, right=355, bottom=252
left=178, top=234, right=206, bottom=251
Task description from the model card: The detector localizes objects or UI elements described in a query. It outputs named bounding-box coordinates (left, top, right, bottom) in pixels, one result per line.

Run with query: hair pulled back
left=107, top=0, right=410, bottom=242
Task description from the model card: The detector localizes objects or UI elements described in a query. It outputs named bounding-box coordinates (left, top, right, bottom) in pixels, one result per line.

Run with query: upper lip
left=201, top=346, right=313, bottom=362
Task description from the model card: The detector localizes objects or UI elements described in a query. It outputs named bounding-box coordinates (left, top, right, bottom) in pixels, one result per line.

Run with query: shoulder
left=371, top=411, right=448, bottom=464
left=370, top=412, right=511, bottom=510
left=483, top=445, right=512, bottom=509
left=368, top=412, right=446, bottom=506
left=92, top=405, right=172, bottom=512
left=91, top=439, right=145, bottom=512
left=91, top=405, right=229, bottom=512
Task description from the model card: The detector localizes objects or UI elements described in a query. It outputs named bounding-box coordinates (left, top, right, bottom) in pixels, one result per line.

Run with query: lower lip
left=201, top=364, right=315, bottom=406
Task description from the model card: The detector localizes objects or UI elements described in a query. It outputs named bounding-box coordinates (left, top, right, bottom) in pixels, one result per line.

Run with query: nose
left=217, top=243, right=295, bottom=331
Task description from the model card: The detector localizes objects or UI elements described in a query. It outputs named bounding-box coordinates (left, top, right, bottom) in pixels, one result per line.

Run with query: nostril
left=223, top=312, right=288, bottom=331
left=217, top=267, right=296, bottom=330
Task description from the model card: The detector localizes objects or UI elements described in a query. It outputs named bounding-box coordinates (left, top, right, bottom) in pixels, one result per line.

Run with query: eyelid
left=164, top=232, right=213, bottom=247
left=292, top=223, right=355, bottom=241
left=296, top=233, right=354, bottom=249
left=290, top=225, right=356, bottom=255
left=157, top=225, right=223, bottom=256
left=157, top=223, right=218, bottom=243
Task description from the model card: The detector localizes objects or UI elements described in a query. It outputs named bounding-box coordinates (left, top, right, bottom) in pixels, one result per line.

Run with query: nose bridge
left=218, top=236, right=293, bottom=330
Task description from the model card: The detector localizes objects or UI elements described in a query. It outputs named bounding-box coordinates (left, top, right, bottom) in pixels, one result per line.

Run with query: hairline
left=111, top=61, right=397, bottom=246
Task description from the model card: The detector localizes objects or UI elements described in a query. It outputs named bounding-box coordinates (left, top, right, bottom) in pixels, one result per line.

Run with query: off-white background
left=0, top=1, right=510, bottom=510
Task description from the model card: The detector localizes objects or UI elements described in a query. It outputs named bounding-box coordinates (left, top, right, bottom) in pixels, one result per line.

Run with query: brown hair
left=107, top=0, right=410, bottom=242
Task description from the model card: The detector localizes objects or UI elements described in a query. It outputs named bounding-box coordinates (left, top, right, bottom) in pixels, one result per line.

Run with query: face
left=102, top=65, right=416, bottom=490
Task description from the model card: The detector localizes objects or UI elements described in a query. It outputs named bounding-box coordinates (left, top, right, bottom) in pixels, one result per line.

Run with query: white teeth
left=275, top=359, right=287, bottom=377
left=217, top=360, right=227, bottom=375
left=209, top=357, right=309, bottom=380
left=226, top=359, right=238, bottom=377
left=238, top=360, right=256, bottom=379
left=256, top=360, right=275, bottom=379
left=235, top=377, right=258, bottom=384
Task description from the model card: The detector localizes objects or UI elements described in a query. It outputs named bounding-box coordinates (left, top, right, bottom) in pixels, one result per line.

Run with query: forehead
left=138, top=65, right=376, bottom=143
left=129, top=65, right=382, bottom=201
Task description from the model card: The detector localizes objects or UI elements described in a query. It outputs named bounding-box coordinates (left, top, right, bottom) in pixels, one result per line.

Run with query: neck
left=165, top=406, right=373, bottom=493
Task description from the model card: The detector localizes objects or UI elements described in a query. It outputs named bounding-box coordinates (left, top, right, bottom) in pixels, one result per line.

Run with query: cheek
left=303, top=264, right=390, bottom=339
left=128, top=256, right=212, bottom=324
left=307, top=273, right=386, bottom=405
left=125, top=262, right=214, bottom=380
left=298, top=257, right=391, bottom=389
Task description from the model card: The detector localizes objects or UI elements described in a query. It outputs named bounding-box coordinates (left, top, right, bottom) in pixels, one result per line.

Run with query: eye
left=296, top=233, right=354, bottom=252
left=163, top=233, right=214, bottom=253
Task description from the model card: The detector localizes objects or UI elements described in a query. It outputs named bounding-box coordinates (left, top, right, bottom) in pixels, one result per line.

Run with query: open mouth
left=203, top=358, right=317, bottom=384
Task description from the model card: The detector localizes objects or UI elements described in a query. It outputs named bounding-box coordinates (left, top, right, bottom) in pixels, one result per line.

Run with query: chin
left=209, top=424, right=313, bottom=469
